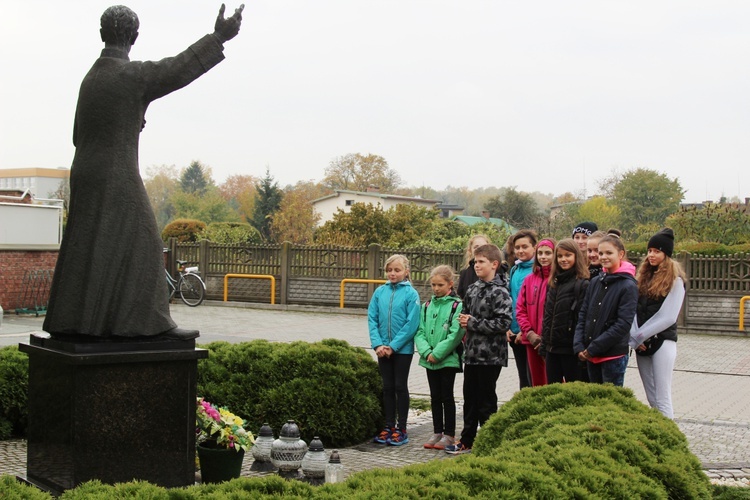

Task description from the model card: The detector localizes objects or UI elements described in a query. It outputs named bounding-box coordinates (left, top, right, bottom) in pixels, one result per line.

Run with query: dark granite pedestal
left=18, top=334, right=208, bottom=495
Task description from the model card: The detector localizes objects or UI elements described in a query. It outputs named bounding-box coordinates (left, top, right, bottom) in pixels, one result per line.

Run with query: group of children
left=367, top=222, right=685, bottom=454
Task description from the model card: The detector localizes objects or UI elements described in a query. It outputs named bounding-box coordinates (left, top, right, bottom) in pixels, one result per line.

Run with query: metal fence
left=170, top=240, right=750, bottom=296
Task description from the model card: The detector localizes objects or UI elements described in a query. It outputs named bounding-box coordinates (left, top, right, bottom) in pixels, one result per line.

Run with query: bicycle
left=166, top=259, right=206, bottom=307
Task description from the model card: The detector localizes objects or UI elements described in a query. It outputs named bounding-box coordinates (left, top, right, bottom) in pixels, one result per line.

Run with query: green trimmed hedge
left=0, top=346, right=28, bottom=439
left=2, top=383, right=729, bottom=498
left=197, top=339, right=383, bottom=447
left=473, top=382, right=711, bottom=498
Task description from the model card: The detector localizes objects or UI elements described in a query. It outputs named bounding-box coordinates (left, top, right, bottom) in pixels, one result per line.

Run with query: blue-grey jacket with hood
left=368, top=280, right=421, bottom=355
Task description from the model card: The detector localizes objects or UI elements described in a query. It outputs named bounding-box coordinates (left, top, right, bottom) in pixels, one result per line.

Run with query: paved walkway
left=1, top=302, right=749, bottom=482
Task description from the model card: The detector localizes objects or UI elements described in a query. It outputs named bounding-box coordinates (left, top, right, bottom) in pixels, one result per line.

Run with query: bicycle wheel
left=179, top=273, right=205, bottom=307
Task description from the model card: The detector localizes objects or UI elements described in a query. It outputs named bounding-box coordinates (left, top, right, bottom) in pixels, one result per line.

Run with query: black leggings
left=426, top=368, right=457, bottom=436
left=545, top=352, right=580, bottom=384
left=510, top=340, right=531, bottom=389
left=378, top=353, right=413, bottom=430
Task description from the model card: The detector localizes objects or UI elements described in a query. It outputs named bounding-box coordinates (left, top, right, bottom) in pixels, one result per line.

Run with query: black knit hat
left=648, top=228, right=675, bottom=258
left=572, top=221, right=598, bottom=237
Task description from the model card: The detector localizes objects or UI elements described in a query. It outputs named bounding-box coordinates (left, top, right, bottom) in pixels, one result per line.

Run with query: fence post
left=168, top=237, right=178, bottom=280
left=367, top=243, right=381, bottom=301
left=199, top=240, right=210, bottom=279
left=677, top=252, right=689, bottom=327
left=280, top=241, right=291, bottom=305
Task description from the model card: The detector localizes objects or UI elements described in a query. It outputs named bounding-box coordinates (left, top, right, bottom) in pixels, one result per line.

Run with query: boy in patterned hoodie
left=445, top=244, right=512, bottom=454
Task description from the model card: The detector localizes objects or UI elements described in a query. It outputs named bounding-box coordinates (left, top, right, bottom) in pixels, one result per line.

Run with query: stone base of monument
left=18, top=333, right=208, bottom=495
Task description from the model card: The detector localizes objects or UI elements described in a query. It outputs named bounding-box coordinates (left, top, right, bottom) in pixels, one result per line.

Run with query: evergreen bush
left=161, top=218, right=207, bottom=242
left=0, top=475, right=51, bottom=499
left=200, top=222, right=262, bottom=244
left=473, top=382, right=711, bottom=498
left=0, top=346, right=28, bottom=439
left=197, top=339, right=383, bottom=447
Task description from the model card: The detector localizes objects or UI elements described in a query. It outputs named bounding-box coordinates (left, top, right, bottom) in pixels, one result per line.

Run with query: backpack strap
left=447, top=299, right=460, bottom=325
left=423, top=298, right=460, bottom=325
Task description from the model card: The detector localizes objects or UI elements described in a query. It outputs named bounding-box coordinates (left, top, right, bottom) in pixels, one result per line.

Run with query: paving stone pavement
left=1, top=302, right=749, bottom=483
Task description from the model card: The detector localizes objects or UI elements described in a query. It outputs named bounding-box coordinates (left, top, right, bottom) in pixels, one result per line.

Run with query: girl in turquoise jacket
left=414, top=265, right=464, bottom=450
left=368, top=254, right=421, bottom=446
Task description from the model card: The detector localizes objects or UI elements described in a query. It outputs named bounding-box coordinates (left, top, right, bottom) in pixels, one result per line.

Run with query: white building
left=312, top=189, right=441, bottom=226
left=0, top=167, right=70, bottom=198
left=0, top=189, right=63, bottom=250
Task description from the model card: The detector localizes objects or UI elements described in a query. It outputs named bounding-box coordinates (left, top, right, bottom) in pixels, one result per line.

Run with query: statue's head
left=100, top=5, right=139, bottom=47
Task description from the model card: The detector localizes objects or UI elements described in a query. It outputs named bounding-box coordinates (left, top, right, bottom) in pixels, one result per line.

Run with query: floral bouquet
left=196, top=397, right=254, bottom=452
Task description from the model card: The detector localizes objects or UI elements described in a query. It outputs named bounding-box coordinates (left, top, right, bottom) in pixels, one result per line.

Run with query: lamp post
left=270, top=420, right=307, bottom=480
left=250, top=423, right=277, bottom=472
left=301, top=436, right=328, bottom=485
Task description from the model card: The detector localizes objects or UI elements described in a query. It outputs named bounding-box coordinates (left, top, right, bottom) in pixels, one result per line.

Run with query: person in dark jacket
left=457, top=234, right=491, bottom=298
left=630, top=228, right=686, bottom=418
left=541, top=239, right=590, bottom=384
left=44, top=4, right=244, bottom=340
left=445, top=244, right=512, bottom=455
left=573, top=234, right=638, bottom=386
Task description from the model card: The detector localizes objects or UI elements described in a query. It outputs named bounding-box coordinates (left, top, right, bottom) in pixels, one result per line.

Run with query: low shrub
left=197, top=339, right=383, bottom=448
left=473, top=382, right=711, bottom=498
left=199, top=222, right=262, bottom=244
left=0, top=475, right=51, bottom=499
left=161, top=218, right=207, bottom=242
left=712, top=485, right=750, bottom=499
left=0, top=384, right=726, bottom=498
left=0, top=346, right=28, bottom=439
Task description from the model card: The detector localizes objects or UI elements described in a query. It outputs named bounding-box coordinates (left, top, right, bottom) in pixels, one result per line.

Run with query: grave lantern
left=250, top=422, right=277, bottom=472
left=270, top=420, right=307, bottom=479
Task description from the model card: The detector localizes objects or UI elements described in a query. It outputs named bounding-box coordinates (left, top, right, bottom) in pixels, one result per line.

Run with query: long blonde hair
left=384, top=254, right=410, bottom=281
left=637, top=255, right=686, bottom=299
left=461, top=234, right=491, bottom=270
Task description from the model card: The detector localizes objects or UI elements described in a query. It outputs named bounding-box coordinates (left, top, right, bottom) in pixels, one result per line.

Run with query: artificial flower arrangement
left=196, top=397, right=254, bottom=452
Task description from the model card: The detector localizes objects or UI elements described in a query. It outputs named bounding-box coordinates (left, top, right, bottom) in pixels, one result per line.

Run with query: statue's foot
left=158, top=327, right=200, bottom=341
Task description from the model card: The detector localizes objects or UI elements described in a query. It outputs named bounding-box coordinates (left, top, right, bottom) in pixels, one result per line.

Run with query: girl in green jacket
left=414, top=265, right=465, bottom=450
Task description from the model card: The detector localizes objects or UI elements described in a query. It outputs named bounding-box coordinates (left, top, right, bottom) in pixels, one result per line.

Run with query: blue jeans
left=587, top=355, right=628, bottom=387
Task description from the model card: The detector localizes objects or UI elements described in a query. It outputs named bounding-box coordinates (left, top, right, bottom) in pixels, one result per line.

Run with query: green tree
left=484, top=187, right=540, bottom=228
left=270, top=181, right=327, bottom=244
left=251, top=169, right=283, bottom=241
left=315, top=203, right=391, bottom=246
left=667, top=203, right=750, bottom=245
left=180, top=160, right=211, bottom=195
left=577, top=196, right=621, bottom=233
left=322, top=153, right=401, bottom=192
left=143, top=164, right=179, bottom=230
left=609, top=168, right=684, bottom=237
left=384, top=204, right=440, bottom=248
left=170, top=189, right=239, bottom=224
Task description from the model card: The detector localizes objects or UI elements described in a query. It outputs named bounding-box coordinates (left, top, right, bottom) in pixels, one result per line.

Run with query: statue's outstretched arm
left=214, top=3, right=244, bottom=43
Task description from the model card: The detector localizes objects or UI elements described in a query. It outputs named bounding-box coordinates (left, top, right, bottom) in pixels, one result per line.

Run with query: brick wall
left=684, top=292, right=749, bottom=334
left=0, top=250, right=58, bottom=311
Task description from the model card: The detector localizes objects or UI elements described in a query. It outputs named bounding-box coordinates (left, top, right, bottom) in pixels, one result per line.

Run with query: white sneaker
left=423, top=433, right=443, bottom=449
left=433, top=434, right=454, bottom=450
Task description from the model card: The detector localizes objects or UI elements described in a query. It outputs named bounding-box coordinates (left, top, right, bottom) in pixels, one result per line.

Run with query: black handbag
left=636, top=334, right=665, bottom=356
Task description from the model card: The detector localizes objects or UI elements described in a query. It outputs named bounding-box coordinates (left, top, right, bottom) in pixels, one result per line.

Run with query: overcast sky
left=2, top=1, right=748, bottom=203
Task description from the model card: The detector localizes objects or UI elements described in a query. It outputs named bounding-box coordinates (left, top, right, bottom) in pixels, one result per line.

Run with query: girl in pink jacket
left=516, top=239, right=555, bottom=387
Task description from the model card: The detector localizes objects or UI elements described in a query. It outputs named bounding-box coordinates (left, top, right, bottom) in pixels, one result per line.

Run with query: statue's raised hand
left=214, top=3, right=244, bottom=43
